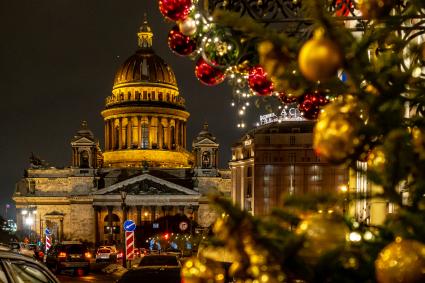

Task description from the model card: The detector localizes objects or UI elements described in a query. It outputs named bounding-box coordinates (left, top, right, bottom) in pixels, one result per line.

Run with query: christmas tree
left=158, top=0, right=425, bottom=282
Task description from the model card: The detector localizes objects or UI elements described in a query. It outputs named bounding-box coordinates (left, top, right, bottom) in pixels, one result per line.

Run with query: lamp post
left=188, top=205, right=194, bottom=237
left=23, top=208, right=37, bottom=242
left=339, top=185, right=349, bottom=215
left=120, top=191, right=127, bottom=268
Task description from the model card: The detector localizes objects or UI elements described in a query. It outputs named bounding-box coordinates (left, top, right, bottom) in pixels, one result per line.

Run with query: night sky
left=0, top=0, right=263, bottom=218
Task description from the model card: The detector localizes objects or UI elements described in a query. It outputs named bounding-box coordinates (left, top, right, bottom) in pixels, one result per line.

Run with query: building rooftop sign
left=258, top=107, right=305, bottom=126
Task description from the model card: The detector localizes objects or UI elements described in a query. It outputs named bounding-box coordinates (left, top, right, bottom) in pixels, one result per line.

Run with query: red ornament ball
left=159, top=0, right=192, bottom=22
left=298, top=91, right=328, bottom=119
left=195, top=57, right=226, bottom=86
left=248, top=66, right=274, bottom=96
left=168, top=26, right=197, bottom=56
left=277, top=91, right=297, bottom=104
left=335, top=0, right=354, bottom=17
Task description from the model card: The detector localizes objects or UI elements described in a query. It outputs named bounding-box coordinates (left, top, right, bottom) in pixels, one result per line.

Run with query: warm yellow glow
left=101, top=106, right=190, bottom=120
left=339, top=185, right=348, bottom=193
left=103, top=149, right=192, bottom=168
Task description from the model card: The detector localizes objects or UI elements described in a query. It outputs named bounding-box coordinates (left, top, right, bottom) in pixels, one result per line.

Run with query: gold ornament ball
left=178, top=17, right=197, bottom=36
left=357, top=0, right=394, bottom=20
left=298, top=31, right=342, bottom=82
left=182, top=257, right=226, bottom=283
left=375, top=238, right=425, bottom=283
left=296, top=213, right=349, bottom=263
left=367, top=146, right=386, bottom=174
left=258, top=40, right=289, bottom=89
left=313, top=95, right=364, bottom=164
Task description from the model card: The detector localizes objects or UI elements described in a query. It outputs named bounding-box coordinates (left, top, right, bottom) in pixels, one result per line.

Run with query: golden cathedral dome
left=101, top=16, right=192, bottom=168
left=113, top=51, right=177, bottom=87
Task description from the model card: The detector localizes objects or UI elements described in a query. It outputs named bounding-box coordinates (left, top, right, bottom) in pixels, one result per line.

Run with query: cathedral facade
left=13, top=19, right=230, bottom=246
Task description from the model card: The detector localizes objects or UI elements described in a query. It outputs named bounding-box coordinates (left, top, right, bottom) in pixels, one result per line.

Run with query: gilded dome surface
left=113, top=50, right=177, bottom=87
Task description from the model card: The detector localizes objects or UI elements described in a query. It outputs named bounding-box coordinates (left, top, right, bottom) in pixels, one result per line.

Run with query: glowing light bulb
left=348, top=232, right=362, bottom=242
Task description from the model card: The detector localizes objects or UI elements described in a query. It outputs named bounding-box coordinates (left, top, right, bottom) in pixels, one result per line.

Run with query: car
left=9, top=242, right=35, bottom=258
left=45, top=242, right=91, bottom=275
left=0, top=249, right=60, bottom=282
left=95, top=246, right=118, bottom=263
left=134, top=248, right=147, bottom=258
left=116, top=254, right=181, bottom=283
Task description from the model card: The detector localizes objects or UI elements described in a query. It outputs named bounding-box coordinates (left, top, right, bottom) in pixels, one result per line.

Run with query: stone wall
left=69, top=203, right=95, bottom=243
left=197, top=203, right=218, bottom=228
left=36, top=204, right=71, bottom=244
left=197, top=176, right=231, bottom=197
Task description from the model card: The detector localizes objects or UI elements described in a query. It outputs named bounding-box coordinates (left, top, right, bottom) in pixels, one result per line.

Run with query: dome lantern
left=138, top=13, right=153, bottom=49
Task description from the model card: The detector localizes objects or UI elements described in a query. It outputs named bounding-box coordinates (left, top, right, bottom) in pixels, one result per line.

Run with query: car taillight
left=85, top=252, right=91, bottom=258
left=58, top=252, right=66, bottom=258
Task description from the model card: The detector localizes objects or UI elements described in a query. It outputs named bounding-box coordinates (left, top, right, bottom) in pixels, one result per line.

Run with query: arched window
left=202, top=151, right=211, bottom=168
left=161, top=125, right=166, bottom=148
left=178, top=124, right=182, bottom=145
left=247, top=166, right=252, bottom=177
left=157, top=124, right=161, bottom=148
left=80, top=150, right=90, bottom=168
left=123, top=126, right=128, bottom=147
left=171, top=126, right=175, bottom=148
left=141, top=124, right=149, bottom=149
left=115, top=127, right=120, bottom=150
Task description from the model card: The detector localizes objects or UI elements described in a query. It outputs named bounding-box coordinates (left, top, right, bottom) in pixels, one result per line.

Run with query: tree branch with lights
left=158, top=0, right=425, bottom=282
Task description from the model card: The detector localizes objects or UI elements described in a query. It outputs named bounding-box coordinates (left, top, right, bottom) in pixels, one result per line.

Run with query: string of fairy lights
left=159, top=0, right=371, bottom=130
left=161, top=0, right=330, bottom=129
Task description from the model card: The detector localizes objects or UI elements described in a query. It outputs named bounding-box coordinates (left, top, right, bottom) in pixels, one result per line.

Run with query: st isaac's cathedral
left=13, top=18, right=231, bottom=246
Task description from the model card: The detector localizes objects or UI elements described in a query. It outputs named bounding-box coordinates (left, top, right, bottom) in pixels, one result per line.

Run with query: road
left=57, top=272, right=116, bottom=283
left=54, top=261, right=119, bottom=283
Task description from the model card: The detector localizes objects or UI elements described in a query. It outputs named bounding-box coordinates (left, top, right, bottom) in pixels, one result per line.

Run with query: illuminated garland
left=158, top=0, right=353, bottom=127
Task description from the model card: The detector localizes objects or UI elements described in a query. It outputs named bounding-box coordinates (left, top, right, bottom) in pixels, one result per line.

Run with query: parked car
left=9, top=242, right=35, bottom=258
left=116, top=254, right=181, bottom=283
left=0, top=249, right=60, bottom=282
left=95, top=246, right=118, bottom=263
left=45, top=242, right=91, bottom=275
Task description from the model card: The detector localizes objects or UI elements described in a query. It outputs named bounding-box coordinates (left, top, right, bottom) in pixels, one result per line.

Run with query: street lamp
left=23, top=209, right=37, bottom=242
left=339, top=185, right=349, bottom=214
left=120, top=191, right=127, bottom=268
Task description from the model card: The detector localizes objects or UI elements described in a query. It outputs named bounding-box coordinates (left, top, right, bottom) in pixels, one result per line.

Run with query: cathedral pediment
left=194, top=137, right=218, bottom=146
left=71, top=136, right=95, bottom=145
left=94, top=173, right=198, bottom=196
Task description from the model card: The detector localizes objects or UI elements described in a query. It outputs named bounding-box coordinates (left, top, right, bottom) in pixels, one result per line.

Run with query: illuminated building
left=13, top=18, right=230, bottom=246
left=229, top=118, right=348, bottom=215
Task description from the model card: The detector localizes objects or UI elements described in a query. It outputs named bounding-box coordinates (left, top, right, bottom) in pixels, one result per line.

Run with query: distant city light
left=25, top=217, right=34, bottom=226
